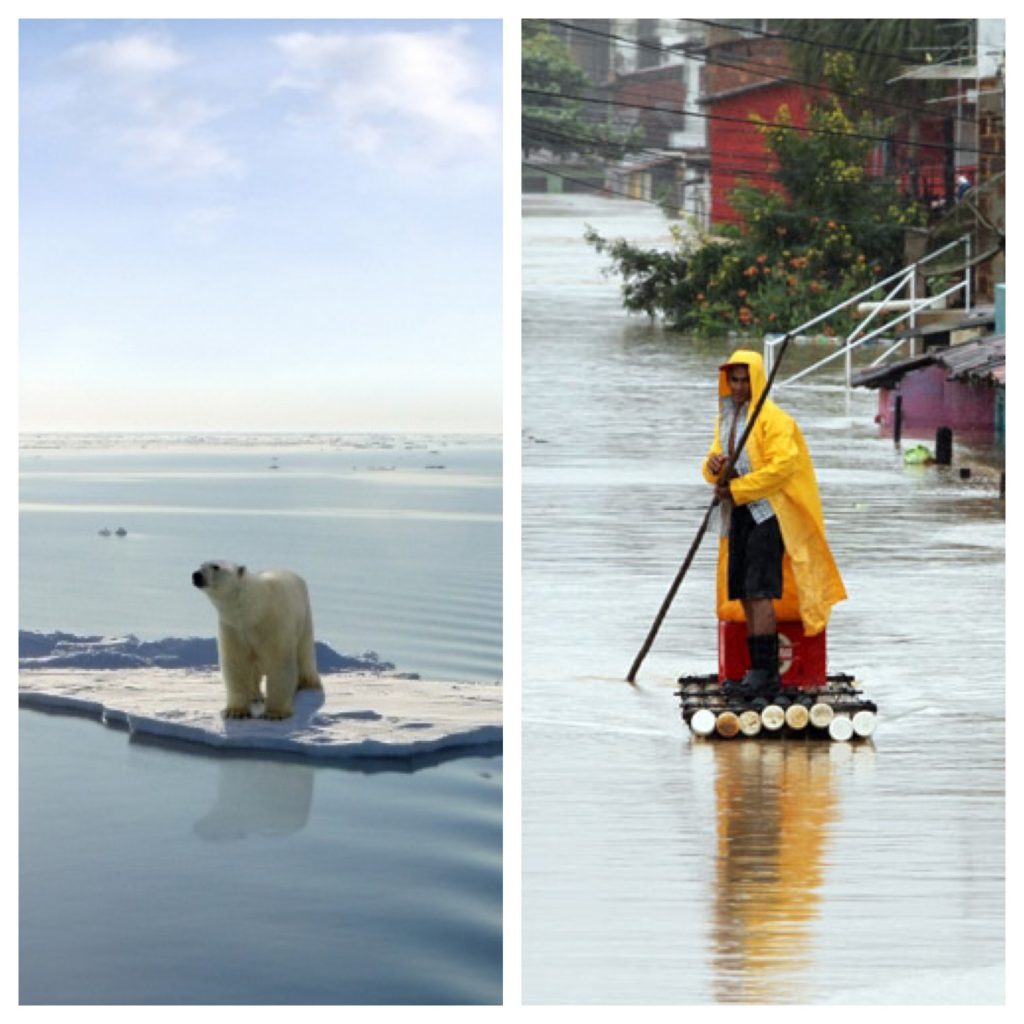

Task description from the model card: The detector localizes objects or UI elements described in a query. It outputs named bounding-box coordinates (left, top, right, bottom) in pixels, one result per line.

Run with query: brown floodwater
left=521, top=193, right=1005, bottom=1004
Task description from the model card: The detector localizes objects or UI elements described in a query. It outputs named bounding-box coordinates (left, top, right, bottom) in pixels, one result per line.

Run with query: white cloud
left=119, top=97, right=241, bottom=180
left=58, top=31, right=241, bottom=182
left=69, top=33, right=186, bottom=77
left=272, top=26, right=498, bottom=166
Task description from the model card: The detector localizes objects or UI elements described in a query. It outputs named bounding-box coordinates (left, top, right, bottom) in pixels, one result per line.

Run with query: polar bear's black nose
left=192, top=571, right=205, bottom=588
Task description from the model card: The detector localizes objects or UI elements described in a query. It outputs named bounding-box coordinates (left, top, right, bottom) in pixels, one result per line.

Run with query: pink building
left=853, top=333, right=1004, bottom=443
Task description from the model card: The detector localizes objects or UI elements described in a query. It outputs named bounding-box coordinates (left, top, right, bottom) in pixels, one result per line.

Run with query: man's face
left=726, top=365, right=751, bottom=406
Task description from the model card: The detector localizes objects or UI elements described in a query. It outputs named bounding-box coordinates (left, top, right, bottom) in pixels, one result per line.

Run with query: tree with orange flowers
left=586, top=53, right=927, bottom=338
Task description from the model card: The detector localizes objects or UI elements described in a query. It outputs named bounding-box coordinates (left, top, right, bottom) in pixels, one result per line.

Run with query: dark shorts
left=728, top=504, right=784, bottom=600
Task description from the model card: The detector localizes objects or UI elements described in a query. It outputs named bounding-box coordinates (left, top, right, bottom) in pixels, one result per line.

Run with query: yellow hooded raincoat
left=702, top=350, right=846, bottom=635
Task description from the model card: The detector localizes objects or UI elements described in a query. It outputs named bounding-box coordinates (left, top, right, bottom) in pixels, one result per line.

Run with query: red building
left=697, top=35, right=812, bottom=227
left=701, top=78, right=811, bottom=226
left=696, top=32, right=973, bottom=229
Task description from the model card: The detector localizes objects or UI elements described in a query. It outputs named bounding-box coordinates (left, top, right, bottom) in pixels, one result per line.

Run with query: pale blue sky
left=19, top=19, right=503, bottom=432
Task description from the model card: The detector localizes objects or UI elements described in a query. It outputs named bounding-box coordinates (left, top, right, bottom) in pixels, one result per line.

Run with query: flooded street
left=521, top=194, right=1005, bottom=1004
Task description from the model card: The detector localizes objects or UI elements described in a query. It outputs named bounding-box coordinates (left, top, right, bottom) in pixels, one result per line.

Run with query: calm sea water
left=19, top=433, right=502, bottom=1005
left=19, top=433, right=501, bottom=681
left=20, top=711, right=501, bottom=1005
left=521, top=194, right=1005, bottom=1004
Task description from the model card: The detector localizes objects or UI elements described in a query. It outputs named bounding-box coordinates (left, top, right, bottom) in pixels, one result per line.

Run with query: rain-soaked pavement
left=521, top=193, right=1005, bottom=1004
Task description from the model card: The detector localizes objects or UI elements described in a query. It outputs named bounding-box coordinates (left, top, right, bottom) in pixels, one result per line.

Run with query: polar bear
left=191, top=561, right=322, bottom=720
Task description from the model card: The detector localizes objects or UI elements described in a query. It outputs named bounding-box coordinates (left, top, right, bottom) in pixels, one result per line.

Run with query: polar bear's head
left=192, top=560, right=247, bottom=599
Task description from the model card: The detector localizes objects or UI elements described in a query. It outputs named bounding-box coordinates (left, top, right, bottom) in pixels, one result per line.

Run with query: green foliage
left=522, top=19, right=590, bottom=98
left=522, top=20, right=643, bottom=160
left=776, top=18, right=970, bottom=113
left=587, top=53, right=927, bottom=338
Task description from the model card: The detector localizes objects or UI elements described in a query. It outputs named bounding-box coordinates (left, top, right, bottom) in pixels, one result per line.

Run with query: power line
left=679, top=16, right=974, bottom=67
left=522, top=86, right=998, bottom=160
left=542, top=18, right=980, bottom=134
left=522, top=118, right=940, bottom=194
left=522, top=111, right=946, bottom=177
left=544, top=18, right=974, bottom=129
left=682, top=17, right=972, bottom=65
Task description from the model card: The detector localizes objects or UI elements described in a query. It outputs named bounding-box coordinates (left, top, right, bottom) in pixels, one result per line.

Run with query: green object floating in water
left=903, top=444, right=934, bottom=465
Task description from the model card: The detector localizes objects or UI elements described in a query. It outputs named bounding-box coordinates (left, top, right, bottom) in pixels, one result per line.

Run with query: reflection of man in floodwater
left=703, top=350, right=846, bottom=700
left=710, top=743, right=837, bottom=1003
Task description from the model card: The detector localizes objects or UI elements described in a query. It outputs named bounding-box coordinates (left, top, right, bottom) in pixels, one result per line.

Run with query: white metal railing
left=764, top=234, right=972, bottom=388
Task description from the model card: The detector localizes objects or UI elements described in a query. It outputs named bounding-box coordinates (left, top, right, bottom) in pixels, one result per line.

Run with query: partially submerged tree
left=587, top=53, right=927, bottom=338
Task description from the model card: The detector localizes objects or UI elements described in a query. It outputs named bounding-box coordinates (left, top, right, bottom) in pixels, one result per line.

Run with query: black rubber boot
left=721, top=676, right=747, bottom=699
left=736, top=634, right=781, bottom=702
left=722, top=639, right=759, bottom=701
left=762, top=633, right=782, bottom=692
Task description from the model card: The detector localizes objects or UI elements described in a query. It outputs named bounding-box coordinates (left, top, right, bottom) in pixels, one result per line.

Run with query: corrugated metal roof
left=852, top=333, right=1005, bottom=389
left=940, top=334, right=1005, bottom=381
left=852, top=354, right=932, bottom=390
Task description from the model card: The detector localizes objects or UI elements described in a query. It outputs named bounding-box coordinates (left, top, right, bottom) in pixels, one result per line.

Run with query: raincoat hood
left=718, top=349, right=768, bottom=405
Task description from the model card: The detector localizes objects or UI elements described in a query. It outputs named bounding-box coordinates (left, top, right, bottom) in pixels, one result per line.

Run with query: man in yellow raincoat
left=703, top=350, right=846, bottom=699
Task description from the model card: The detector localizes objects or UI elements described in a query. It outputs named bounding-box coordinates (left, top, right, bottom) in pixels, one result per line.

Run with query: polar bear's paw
left=222, top=706, right=253, bottom=719
left=261, top=708, right=293, bottom=721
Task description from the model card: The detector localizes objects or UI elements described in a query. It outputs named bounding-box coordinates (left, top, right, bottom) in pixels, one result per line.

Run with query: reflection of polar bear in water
left=194, top=760, right=315, bottom=841
left=191, top=561, right=322, bottom=720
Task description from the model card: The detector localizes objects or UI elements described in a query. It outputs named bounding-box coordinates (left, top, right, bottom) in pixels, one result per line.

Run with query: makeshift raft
left=676, top=672, right=877, bottom=742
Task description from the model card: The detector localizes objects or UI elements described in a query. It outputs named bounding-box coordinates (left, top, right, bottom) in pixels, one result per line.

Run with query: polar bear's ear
left=237, top=565, right=246, bottom=577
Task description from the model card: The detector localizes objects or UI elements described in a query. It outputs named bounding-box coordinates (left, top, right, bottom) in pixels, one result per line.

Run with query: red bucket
left=718, top=619, right=827, bottom=688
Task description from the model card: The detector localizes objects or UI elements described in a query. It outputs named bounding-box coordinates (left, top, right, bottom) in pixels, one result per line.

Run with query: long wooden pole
left=626, top=335, right=793, bottom=683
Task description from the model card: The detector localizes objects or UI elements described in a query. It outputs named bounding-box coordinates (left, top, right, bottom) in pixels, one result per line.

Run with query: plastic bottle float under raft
left=676, top=622, right=878, bottom=742
left=676, top=672, right=877, bottom=743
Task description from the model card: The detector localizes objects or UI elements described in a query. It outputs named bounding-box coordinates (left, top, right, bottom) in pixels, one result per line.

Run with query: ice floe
left=18, top=633, right=501, bottom=761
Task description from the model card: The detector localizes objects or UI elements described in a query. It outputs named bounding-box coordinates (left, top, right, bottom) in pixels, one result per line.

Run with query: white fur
left=192, top=561, right=321, bottom=720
